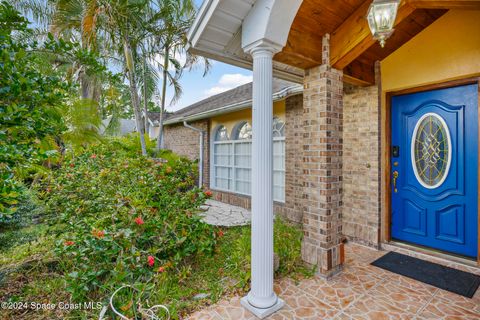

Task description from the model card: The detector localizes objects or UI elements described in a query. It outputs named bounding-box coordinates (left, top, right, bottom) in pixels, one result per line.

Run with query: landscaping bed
left=0, top=137, right=311, bottom=319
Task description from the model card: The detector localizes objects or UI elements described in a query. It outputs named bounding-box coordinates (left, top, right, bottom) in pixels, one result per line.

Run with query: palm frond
left=166, top=71, right=182, bottom=106
left=13, top=0, right=55, bottom=29
left=61, top=98, right=102, bottom=148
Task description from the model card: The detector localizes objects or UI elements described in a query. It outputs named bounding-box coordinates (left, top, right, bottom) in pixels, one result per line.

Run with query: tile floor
left=187, top=243, right=480, bottom=320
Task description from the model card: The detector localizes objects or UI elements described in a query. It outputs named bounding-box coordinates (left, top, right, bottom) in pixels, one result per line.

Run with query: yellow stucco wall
left=210, top=100, right=286, bottom=136
left=381, top=10, right=480, bottom=92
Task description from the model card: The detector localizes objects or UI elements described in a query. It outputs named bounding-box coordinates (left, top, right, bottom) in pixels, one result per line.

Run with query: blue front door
left=391, top=84, right=478, bottom=258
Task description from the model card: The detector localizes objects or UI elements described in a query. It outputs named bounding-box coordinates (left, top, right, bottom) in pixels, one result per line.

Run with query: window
left=211, top=119, right=285, bottom=202
left=233, top=121, right=252, bottom=140
left=213, top=125, right=232, bottom=190
left=232, top=122, right=252, bottom=194
left=273, top=118, right=285, bottom=201
left=215, top=125, right=229, bottom=141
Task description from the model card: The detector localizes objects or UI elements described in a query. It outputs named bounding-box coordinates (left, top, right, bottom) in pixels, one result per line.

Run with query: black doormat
left=371, top=251, right=480, bottom=298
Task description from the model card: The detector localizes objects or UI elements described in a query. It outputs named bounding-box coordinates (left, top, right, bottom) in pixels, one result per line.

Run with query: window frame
left=210, top=122, right=286, bottom=203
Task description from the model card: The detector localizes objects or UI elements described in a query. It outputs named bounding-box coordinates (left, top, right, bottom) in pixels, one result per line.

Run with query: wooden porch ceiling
left=273, top=0, right=480, bottom=85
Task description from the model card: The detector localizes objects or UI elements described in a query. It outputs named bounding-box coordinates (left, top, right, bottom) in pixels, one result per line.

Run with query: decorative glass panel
left=273, top=118, right=285, bottom=138
left=233, top=122, right=252, bottom=140
left=411, top=113, right=451, bottom=189
left=214, top=125, right=229, bottom=141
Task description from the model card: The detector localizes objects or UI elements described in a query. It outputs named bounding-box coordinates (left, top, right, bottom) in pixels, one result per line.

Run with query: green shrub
left=35, top=138, right=216, bottom=302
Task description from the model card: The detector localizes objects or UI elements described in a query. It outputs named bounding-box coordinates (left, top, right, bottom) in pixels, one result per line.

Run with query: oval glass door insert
left=411, top=112, right=451, bottom=189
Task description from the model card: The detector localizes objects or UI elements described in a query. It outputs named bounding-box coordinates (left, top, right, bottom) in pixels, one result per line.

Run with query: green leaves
left=1, top=3, right=66, bottom=217
left=0, top=3, right=110, bottom=217
left=37, top=137, right=216, bottom=302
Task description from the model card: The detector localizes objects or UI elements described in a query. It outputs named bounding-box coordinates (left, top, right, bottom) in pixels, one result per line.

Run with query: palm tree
left=148, top=0, right=211, bottom=151
left=17, top=0, right=210, bottom=155
left=17, top=0, right=151, bottom=155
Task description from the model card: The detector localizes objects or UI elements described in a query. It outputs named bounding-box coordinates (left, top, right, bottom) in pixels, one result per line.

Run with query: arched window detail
left=273, top=117, right=285, bottom=138
left=232, top=121, right=252, bottom=140
left=214, top=125, right=229, bottom=141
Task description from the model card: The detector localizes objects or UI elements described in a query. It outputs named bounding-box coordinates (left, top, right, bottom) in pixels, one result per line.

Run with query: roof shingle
left=154, top=78, right=301, bottom=124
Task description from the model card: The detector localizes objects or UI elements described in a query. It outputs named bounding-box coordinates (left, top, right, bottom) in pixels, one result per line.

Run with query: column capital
left=243, top=38, right=283, bottom=57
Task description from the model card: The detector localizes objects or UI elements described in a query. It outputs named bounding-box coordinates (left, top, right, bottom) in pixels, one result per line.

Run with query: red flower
left=157, top=266, right=165, bottom=273
left=217, top=230, right=224, bottom=238
left=90, top=154, right=97, bottom=159
left=204, top=190, right=213, bottom=197
left=147, top=255, right=155, bottom=267
left=92, top=229, right=105, bottom=239
left=134, top=217, right=144, bottom=225
left=69, top=163, right=74, bottom=168
left=64, top=241, right=74, bottom=246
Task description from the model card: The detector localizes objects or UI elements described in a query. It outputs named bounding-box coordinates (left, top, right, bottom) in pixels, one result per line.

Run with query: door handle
left=392, top=171, right=399, bottom=193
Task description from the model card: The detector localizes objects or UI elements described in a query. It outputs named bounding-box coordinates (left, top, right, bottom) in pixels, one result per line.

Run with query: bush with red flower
left=37, top=137, right=216, bottom=300
left=204, top=190, right=213, bottom=197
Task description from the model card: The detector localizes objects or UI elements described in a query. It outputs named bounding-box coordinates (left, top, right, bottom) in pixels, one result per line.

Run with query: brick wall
left=163, top=120, right=210, bottom=187
left=284, top=94, right=304, bottom=223
left=343, top=84, right=381, bottom=247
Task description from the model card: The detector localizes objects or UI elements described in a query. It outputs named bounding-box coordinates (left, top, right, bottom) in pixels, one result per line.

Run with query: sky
left=164, top=60, right=253, bottom=112
left=163, top=0, right=253, bottom=112
left=26, top=0, right=252, bottom=113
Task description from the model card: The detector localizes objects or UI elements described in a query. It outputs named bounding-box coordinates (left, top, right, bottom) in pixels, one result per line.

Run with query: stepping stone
left=199, top=200, right=251, bottom=227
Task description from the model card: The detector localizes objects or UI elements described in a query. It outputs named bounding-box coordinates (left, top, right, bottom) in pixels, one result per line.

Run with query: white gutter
left=183, top=121, right=205, bottom=188
left=165, top=84, right=303, bottom=125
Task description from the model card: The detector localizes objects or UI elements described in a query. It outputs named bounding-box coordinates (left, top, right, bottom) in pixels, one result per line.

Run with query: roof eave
left=189, top=46, right=304, bottom=83
left=186, top=0, right=219, bottom=52
left=187, top=1, right=304, bottom=84
left=164, top=84, right=303, bottom=126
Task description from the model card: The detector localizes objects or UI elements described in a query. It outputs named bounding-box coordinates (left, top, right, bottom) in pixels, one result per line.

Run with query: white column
left=241, top=41, right=284, bottom=319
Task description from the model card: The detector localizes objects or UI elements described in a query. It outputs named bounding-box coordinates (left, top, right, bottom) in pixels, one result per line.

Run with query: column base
left=317, top=263, right=344, bottom=279
left=240, top=296, right=285, bottom=319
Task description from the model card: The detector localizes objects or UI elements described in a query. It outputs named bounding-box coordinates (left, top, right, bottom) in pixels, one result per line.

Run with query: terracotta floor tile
left=334, top=312, right=353, bottom=320
left=431, top=288, right=480, bottom=315
left=342, top=294, right=418, bottom=320
left=364, top=280, right=434, bottom=314
left=186, top=243, right=480, bottom=320
left=297, top=277, right=363, bottom=310
left=186, top=310, right=224, bottom=320
left=418, top=293, right=480, bottom=320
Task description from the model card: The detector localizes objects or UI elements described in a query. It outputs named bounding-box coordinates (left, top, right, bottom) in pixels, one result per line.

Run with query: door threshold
left=382, top=241, right=479, bottom=269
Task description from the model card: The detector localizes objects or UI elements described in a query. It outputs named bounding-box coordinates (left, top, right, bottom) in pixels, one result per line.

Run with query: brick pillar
left=301, top=34, right=344, bottom=277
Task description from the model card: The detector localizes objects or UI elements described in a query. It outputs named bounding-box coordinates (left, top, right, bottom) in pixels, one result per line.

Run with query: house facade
left=163, top=79, right=305, bottom=222
left=164, top=0, right=480, bottom=317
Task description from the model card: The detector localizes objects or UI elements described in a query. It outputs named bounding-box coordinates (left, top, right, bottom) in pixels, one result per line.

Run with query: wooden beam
left=343, top=59, right=376, bottom=85
left=407, top=0, right=480, bottom=10
left=330, top=0, right=416, bottom=70
left=343, top=74, right=373, bottom=86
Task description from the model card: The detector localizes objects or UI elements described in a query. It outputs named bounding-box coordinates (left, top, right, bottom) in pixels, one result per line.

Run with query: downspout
left=183, top=121, right=205, bottom=188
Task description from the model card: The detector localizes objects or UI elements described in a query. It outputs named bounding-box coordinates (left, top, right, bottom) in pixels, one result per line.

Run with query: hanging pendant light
left=367, top=0, right=400, bottom=48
